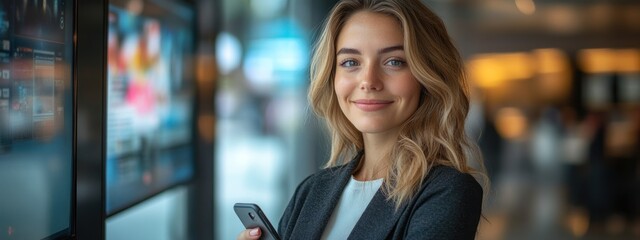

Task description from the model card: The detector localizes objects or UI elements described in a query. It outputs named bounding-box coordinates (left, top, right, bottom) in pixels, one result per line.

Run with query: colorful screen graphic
left=0, top=0, right=73, bottom=239
left=106, top=1, right=195, bottom=215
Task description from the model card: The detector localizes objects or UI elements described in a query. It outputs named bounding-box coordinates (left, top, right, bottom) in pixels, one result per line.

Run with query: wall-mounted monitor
left=106, top=0, right=195, bottom=215
left=581, top=73, right=614, bottom=110
left=0, top=0, right=74, bottom=239
left=618, top=73, right=640, bottom=105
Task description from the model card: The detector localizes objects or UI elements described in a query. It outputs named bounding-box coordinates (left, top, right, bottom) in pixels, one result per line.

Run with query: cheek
left=393, top=75, right=422, bottom=101
left=333, top=76, right=355, bottom=99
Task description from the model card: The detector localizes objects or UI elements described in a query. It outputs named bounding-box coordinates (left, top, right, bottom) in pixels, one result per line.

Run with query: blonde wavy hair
left=308, top=0, right=488, bottom=207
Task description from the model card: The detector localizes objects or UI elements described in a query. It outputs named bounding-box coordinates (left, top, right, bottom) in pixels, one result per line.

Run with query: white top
left=321, top=176, right=384, bottom=240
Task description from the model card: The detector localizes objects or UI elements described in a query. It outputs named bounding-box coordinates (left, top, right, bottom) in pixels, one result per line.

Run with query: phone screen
left=234, top=203, right=281, bottom=240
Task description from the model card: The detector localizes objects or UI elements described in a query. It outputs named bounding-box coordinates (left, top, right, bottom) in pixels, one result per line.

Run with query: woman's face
left=334, top=11, right=421, bottom=137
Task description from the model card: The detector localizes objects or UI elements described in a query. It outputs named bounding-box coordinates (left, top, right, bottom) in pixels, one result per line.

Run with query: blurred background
left=213, top=0, right=640, bottom=240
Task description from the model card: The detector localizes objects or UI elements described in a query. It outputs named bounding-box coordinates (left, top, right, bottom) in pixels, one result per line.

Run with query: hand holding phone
left=234, top=203, right=281, bottom=240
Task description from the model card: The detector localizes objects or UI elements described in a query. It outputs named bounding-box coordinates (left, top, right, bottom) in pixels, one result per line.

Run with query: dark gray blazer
left=277, top=153, right=483, bottom=240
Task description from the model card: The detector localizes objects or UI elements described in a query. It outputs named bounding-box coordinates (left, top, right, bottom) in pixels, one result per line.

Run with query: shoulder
left=414, top=165, right=483, bottom=205
left=397, top=166, right=483, bottom=239
left=426, top=166, right=481, bottom=190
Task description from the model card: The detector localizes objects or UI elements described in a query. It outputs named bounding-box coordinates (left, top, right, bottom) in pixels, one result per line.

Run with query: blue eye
left=340, top=59, right=358, bottom=67
left=386, top=59, right=405, bottom=67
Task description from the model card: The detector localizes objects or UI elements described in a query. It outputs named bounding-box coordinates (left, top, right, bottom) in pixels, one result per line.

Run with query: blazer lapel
left=347, top=185, right=408, bottom=240
left=291, top=153, right=362, bottom=240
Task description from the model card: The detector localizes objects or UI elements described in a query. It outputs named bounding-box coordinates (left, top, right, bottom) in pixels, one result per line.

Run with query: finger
left=237, top=228, right=261, bottom=240
left=249, top=227, right=261, bottom=238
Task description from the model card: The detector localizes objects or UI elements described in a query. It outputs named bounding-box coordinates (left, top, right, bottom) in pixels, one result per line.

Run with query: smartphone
left=234, top=203, right=281, bottom=240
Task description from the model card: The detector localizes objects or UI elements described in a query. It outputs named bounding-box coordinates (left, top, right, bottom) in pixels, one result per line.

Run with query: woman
left=239, top=0, right=486, bottom=239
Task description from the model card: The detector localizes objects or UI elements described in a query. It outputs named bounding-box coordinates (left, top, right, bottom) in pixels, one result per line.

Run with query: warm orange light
left=578, top=48, right=617, bottom=74
left=533, top=48, right=572, bottom=101
left=533, top=48, right=568, bottom=74
left=578, top=48, right=640, bottom=74
left=515, top=0, right=536, bottom=15
left=468, top=52, right=534, bottom=89
left=566, top=208, right=589, bottom=238
left=197, top=54, right=218, bottom=85
left=468, top=56, right=507, bottom=88
left=616, top=49, right=640, bottom=73
left=494, top=107, right=529, bottom=140
left=501, top=53, right=535, bottom=80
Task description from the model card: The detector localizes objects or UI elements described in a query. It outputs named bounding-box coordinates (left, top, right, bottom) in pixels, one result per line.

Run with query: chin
left=354, top=125, right=389, bottom=134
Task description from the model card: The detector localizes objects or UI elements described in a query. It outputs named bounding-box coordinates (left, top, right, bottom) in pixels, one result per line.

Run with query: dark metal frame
left=74, top=0, right=107, bottom=238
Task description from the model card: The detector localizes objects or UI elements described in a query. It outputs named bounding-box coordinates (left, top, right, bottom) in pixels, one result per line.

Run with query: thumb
left=243, top=227, right=261, bottom=240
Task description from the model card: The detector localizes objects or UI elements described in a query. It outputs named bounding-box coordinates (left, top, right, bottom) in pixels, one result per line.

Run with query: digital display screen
left=106, top=0, right=195, bottom=215
left=618, top=73, right=640, bottom=105
left=582, top=74, right=613, bottom=109
left=0, top=0, right=74, bottom=239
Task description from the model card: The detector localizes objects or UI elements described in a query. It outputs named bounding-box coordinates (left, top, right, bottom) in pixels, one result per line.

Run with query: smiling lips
left=352, top=99, right=394, bottom=111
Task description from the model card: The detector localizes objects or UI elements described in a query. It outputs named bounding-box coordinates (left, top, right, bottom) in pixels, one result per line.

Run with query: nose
left=360, top=65, right=383, bottom=91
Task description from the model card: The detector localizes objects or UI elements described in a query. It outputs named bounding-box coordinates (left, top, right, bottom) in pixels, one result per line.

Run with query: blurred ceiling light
left=616, top=49, right=640, bottom=74
left=251, top=0, right=288, bottom=19
left=533, top=48, right=567, bottom=74
left=501, top=53, right=534, bottom=80
left=578, top=48, right=616, bottom=74
left=515, top=0, right=535, bottom=15
left=468, top=52, right=534, bottom=88
left=495, top=107, right=529, bottom=140
left=533, top=49, right=571, bottom=102
left=216, top=32, right=242, bottom=75
left=468, top=56, right=507, bottom=88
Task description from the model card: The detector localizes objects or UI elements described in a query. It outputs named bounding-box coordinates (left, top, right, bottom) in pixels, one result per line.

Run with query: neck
left=353, top=131, right=399, bottom=181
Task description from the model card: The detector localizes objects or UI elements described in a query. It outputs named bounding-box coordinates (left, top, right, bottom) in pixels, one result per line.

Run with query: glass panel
left=106, top=0, right=195, bottom=215
left=0, top=0, right=74, bottom=239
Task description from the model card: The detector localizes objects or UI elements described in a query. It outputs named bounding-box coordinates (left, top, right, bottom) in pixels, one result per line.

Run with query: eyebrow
left=379, top=45, right=404, bottom=54
left=336, top=45, right=404, bottom=55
